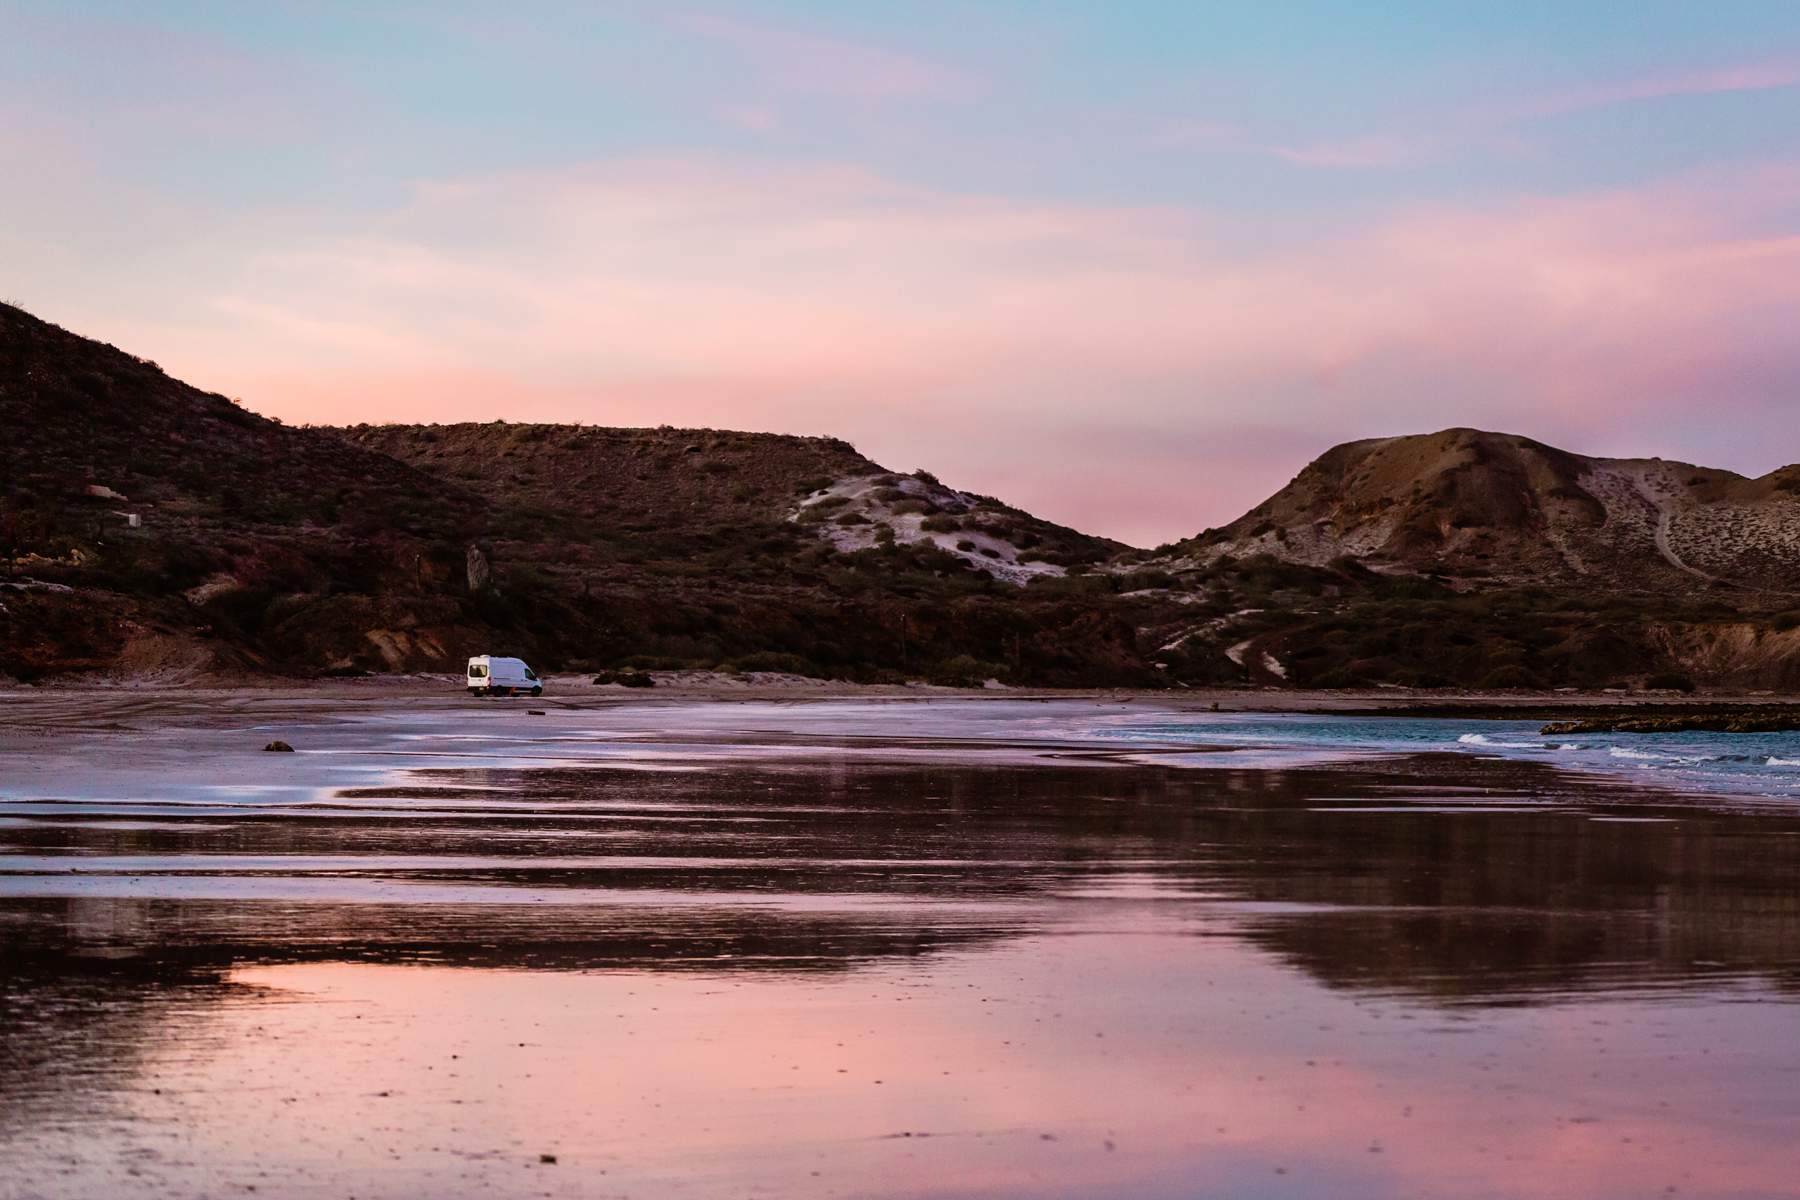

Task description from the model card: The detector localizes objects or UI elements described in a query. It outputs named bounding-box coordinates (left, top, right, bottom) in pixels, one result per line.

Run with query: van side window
left=524, top=669, right=538, bottom=681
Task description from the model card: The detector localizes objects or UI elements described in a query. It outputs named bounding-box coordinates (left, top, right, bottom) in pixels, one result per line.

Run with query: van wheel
left=531, top=687, right=543, bottom=697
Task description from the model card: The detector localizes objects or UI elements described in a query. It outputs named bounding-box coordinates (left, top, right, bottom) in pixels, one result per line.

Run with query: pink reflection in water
left=33, top=921, right=1797, bottom=1200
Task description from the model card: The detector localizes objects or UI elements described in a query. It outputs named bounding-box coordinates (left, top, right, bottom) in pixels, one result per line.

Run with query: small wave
left=1606, top=747, right=1718, bottom=765
left=1769, top=756, right=1800, bottom=768
left=1456, top=733, right=1545, bottom=750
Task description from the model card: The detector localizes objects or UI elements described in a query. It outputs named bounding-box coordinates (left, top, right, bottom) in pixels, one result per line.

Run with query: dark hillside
left=0, top=302, right=501, bottom=677
left=337, top=422, right=1144, bottom=684
left=6, top=303, right=1797, bottom=690
left=0, top=306, right=1150, bottom=684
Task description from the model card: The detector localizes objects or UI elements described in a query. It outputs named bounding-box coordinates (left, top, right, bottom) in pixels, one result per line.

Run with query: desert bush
left=592, top=670, right=655, bottom=688
left=1388, top=668, right=1451, bottom=688
left=1119, top=570, right=1175, bottom=591
left=920, top=513, right=960, bottom=532
left=723, top=651, right=826, bottom=677
left=1476, top=665, right=1534, bottom=689
left=1644, top=671, right=1697, bottom=692
left=926, top=654, right=1004, bottom=687
left=1025, top=574, right=1113, bottom=597
left=614, top=654, right=707, bottom=670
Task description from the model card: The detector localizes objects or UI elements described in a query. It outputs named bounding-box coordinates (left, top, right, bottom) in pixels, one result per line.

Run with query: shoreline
left=4, top=671, right=1797, bottom=717
left=3, top=683, right=1796, bottom=808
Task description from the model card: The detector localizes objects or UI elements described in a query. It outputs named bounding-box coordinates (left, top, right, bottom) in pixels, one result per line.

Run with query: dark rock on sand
left=593, top=671, right=655, bottom=688
left=263, top=740, right=295, bottom=752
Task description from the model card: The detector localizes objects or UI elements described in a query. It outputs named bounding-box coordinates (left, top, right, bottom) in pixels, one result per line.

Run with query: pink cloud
left=71, top=156, right=1800, bottom=545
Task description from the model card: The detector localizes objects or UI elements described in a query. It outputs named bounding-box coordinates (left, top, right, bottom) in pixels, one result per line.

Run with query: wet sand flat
left=4, top=693, right=1800, bottom=1198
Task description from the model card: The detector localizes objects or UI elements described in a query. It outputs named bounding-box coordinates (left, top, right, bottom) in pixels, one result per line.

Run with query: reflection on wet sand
left=5, top=703, right=1800, bottom=1197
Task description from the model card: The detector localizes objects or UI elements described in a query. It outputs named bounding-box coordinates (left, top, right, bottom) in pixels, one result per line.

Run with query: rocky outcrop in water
left=1542, top=707, right=1800, bottom=735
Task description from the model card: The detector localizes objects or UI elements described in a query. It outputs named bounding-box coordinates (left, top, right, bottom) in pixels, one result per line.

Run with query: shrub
left=920, top=513, right=960, bottom=532
left=1119, top=570, right=1175, bottom=592
left=1476, top=665, right=1534, bottom=689
left=1644, top=671, right=1697, bottom=693
left=1025, top=574, right=1113, bottom=596
left=723, top=651, right=825, bottom=677
left=592, top=670, right=655, bottom=687
left=927, top=654, right=1004, bottom=687
left=1389, top=669, right=1452, bottom=688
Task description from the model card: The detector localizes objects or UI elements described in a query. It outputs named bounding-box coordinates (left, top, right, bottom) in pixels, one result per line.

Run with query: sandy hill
left=1168, top=428, right=1800, bottom=593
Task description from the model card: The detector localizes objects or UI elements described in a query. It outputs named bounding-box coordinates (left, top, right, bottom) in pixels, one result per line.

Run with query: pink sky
left=6, top=4, right=1800, bottom=544
left=52, top=156, right=1797, bottom=545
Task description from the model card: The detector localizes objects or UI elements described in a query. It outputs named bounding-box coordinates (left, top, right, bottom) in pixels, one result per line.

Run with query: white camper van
left=467, top=655, right=542, bottom=697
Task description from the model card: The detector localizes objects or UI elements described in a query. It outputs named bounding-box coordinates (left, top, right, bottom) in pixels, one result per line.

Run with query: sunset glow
left=5, top=2, right=1799, bottom=543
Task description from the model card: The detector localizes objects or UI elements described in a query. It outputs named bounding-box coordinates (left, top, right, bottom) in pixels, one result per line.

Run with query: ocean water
left=1091, top=711, right=1800, bottom=802
left=7, top=695, right=1800, bottom=1198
